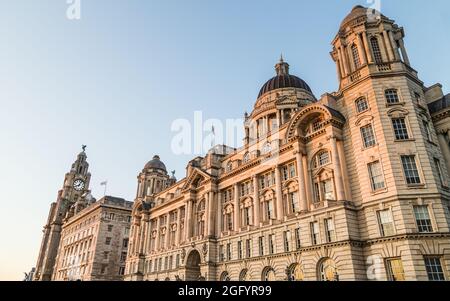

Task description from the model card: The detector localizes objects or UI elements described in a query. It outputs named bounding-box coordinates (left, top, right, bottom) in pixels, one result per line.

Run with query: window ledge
left=386, top=102, right=406, bottom=108
left=406, top=183, right=426, bottom=189
left=394, top=138, right=416, bottom=142
left=370, top=188, right=388, bottom=196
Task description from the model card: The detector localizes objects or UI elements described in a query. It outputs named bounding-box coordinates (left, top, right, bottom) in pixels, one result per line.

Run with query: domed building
left=125, top=6, right=450, bottom=281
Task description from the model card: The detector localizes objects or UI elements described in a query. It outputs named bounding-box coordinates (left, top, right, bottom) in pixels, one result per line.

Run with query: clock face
left=73, top=179, right=85, bottom=191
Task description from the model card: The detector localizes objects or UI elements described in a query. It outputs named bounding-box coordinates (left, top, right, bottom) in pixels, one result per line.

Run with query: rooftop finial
left=275, top=54, right=289, bottom=76
left=82, top=145, right=87, bottom=152
left=280, top=53, right=284, bottom=63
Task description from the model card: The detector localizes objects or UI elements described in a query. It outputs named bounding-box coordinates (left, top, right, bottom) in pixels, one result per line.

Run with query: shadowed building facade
left=124, top=6, right=450, bottom=281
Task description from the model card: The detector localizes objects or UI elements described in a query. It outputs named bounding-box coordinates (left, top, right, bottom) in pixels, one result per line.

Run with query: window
left=414, top=92, right=422, bottom=103
left=107, top=225, right=113, bottom=232
left=219, top=245, right=225, bottom=262
left=105, top=237, right=111, bottom=245
left=118, top=266, right=125, bottom=276
left=103, top=251, right=109, bottom=260
left=288, top=192, right=299, bottom=213
left=109, top=213, right=115, bottom=220
left=322, top=180, right=334, bottom=200
left=176, top=254, right=180, bottom=268
left=314, top=151, right=330, bottom=168
left=262, top=142, right=272, bottom=154
left=238, top=241, right=243, bottom=259
left=392, top=118, right=409, bottom=140
left=164, top=257, right=168, bottom=271
left=377, top=210, right=395, bottom=236
left=122, top=238, right=128, bottom=249
left=324, top=219, right=336, bottom=243
left=355, top=97, right=369, bottom=113
left=226, top=243, right=232, bottom=261
left=294, top=228, right=301, bottom=250
left=368, top=161, right=385, bottom=191
left=243, top=207, right=252, bottom=226
left=245, top=239, right=251, bottom=258
left=169, top=255, right=173, bottom=270
left=351, top=44, right=361, bottom=69
left=361, top=124, right=376, bottom=148
left=283, top=231, right=291, bottom=252
left=226, top=162, right=232, bottom=172
left=226, top=213, right=233, bottom=231
left=370, top=37, right=383, bottom=64
left=120, top=252, right=127, bottom=262
left=423, top=120, right=432, bottom=141
left=243, top=152, right=250, bottom=163
left=434, top=158, right=445, bottom=187
left=258, top=237, right=264, bottom=256
left=386, top=258, right=405, bottom=281
left=268, top=235, right=275, bottom=254
left=401, top=155, right=421, bottom=185
left=424, top=257, right=446, bottom=281
left=267, top=200, right=274, bottom=220
left=311, top=222, right=320, bottom=245
left=385, top=89, right=400, bottom=104
left=414, top=205, right=433, bottom=233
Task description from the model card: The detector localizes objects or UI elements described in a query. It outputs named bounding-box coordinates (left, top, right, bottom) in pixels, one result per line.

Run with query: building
left=34, top=148, right=92, bottom=281
left=23, top=268, right=35, bottom=281
left=124, top=6, right=450, bottom=281
left=52, top=196, right=133, bottom=281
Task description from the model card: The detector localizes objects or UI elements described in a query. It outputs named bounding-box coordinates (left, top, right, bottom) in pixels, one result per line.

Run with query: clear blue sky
left=0, top=0, right=449, bottom=280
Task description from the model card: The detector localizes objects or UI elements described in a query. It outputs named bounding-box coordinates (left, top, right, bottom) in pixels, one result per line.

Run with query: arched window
left=313, top=151, right=331, bottom=169
left=370, top=37, right=383, bottom=64
left=351, top=44, right=361, bottom=69
left=385, top=89, right=400, bottom=104
left=243, top=152, right=250, bottom=164
left=318, top=258, right=338, bottom=281
left=220, top=271, right=231, bottom=281
left=226, top=162, right=233, bottom=172
left=287, top=263, right=304, bottom=281
left=262, top=267, right=276, bottom=281
left=239, top=269, right=249, bottom=281
left=262, top=142, right=272, bottom=154
left=355, top=97, right=369, bottom=113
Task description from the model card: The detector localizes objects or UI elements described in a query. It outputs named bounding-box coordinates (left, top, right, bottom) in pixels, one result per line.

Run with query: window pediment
left=355, top=115, right=374, bottom=127
left=387, top=107, right=409, bottom=118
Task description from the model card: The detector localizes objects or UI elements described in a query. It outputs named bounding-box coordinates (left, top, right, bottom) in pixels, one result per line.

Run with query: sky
left=0, top=0, right=449, bottom=281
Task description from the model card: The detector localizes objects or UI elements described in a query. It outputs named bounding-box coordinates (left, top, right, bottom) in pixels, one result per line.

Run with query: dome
left=258, top=56, right=312, bottom=99
left=144, top=155, right=167, bottom=171
left=340, top=5, right=387, bottom=29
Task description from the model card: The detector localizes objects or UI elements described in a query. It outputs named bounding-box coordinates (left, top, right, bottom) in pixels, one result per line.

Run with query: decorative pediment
left=355, top=114, right=374, bottom=126
left=182, top=167, right=212, bottom=190
left=387, top=107, right=409, bottom=118
left=312, top=166, right=334, bottom=179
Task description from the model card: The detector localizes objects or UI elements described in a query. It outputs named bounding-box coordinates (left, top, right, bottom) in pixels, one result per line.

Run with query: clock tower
left=34, top=146, right=92, bottom=281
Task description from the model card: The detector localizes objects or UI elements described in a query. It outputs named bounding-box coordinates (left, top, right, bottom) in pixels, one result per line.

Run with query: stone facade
left=124, top=6, right=450, bottom=281
left=52, top=196, right=133, bottom=281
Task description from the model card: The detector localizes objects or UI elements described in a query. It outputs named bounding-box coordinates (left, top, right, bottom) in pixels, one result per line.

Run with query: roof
left=428, top=94, right=450, bottom=114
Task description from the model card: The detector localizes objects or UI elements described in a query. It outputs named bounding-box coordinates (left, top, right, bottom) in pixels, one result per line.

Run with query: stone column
left=208, top=191, right=215, bottom=236
left=383, top=31, right=395, bottom=61
left=233, top=184, right=240, bottom=231
left=438, top=131, right=450, bottom=177
left=357, top=33, right=367, bottom=65
left=274, top=166, right=284, bottom=221
left=362, top=33, right=374, bottom=63
left=185, top=200, right=192, bottom=240
left=141, top=215, right=149, bottom=254
left=216, top=192, right=222, bottom=237
left=303, top=155, right=313, bottom=208
left=253, top=176, right=261, bottom=226
left=388, top=30, right=401, bottom=61
left=204, top=192, right=210, bottom=237
left=175, top=208, right=181, bottom=246
left=154, top=217, right=160, bottom=251
left=398, top=38, right=411, bottom=66
left=339, top=47, right=350, bottom=76
left=330, top=136, right=346, bottom=201
left=337, top=49, right=346, bottom=77
left=295, top=151, right=308, bottom=212
left=164, top=215, right=170, bottom=249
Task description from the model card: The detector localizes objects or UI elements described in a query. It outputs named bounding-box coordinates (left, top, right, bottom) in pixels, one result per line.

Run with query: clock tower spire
left=34, top=147, right=92, bottom=281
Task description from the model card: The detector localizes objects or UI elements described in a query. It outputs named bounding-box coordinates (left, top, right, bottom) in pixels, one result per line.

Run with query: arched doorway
left=185, top=250, right=201, bottom=281
left=318, top=258, right=338, bottom=281
left=262, top=267, right=276, bottom=281
left=287, top=263, right=304, bottom=281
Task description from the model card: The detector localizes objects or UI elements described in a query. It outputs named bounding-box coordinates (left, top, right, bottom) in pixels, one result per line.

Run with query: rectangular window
left=120, top=252, right=127, bottom=262
left=245, top=239, right=251, bottom=258
left=434, top=158, right=445, bottom=187
left=169, top=255, right=173, bottom=270
left=368, top=161, right=385, bottom=191
left=219, top=245, right=224, bottom=262
left=289, top=192, right=299, bottom=213
left=282, top=166, right=289, bottom=181
left=268, top=234, right=275, bottom=254
left=164, top=257, right=168, bottom=271
left=324, top=218, right=336, bottom=243
left=258, top=236, right=264, bottom=256
left=414, top=205, right=433, bottom=233
left=424, top=257, right=446, bottom=281
left=322, top=180, right=334, bottom=200
left=401, top=155, right=421, bottom=185
left=105, top=237, right=111, bottom=245
left=377, top=209, right=395, bottom=236
left=267, top=200, right=274, bottom=220
left=119, top=266, right=125, bottom=276
left=283, top=231, right=291, bottom=252
left=122, top=238, right=129, bottom=248
left=386, top=258, right=405, bottom=281
left=238, top=241, right=243, bottom=259
left=310, top=222, right=320, bottom=245
left=392, top=118, right=410, bottom=140
left=103, top=251, right=109, bottom=260
left=107, top=225, right=113, bottom=232
left=294, top=228, right=301, bottom=249
left=423, top=120, right=432, bottom=141
left=176, top=254, right=180, bottom=268
left=289, top=163, right=296, bottom=178
left=226, top=243, right=232, bottom=261
left=361, top=124, right=376, bottom=148
left=385, top=89, right=400, bottom=104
